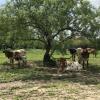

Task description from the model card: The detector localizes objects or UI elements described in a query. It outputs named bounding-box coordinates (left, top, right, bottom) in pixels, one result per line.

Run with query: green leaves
left=0, top=0, right=99, bottom=50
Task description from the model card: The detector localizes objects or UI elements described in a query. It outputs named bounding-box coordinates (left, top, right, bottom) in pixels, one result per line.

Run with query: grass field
left=0, top=49, right=100, bottom=100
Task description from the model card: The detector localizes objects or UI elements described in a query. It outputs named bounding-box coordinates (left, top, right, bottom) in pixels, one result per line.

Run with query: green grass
left=26, top=49, right=45, bottom=61
left=0, top=51, right=8, bottom=64
left=0, top=49, right=100, bottom=83
left=1, top=49, right=100, bottom=64
left=0, top=49, right=100, bottom=99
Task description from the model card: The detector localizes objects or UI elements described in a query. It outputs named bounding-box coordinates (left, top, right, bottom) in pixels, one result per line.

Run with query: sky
left=0, top=0, right=6, bottom=5
left=89, top=0, right=100, bottom=8
left=0, top=0, right=100, bottom=8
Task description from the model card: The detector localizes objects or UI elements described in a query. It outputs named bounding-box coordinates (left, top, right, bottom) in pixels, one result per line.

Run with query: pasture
left=0, top=49, right=100, bottom=100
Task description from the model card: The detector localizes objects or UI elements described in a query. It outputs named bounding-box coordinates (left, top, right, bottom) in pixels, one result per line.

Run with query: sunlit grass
left=0, top=49, right=100, bottom=83
left=26, top=49, right=45, bottom=61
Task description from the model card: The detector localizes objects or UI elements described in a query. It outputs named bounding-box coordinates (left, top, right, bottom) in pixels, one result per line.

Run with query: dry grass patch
left=0, top=80, right=100, bottom=100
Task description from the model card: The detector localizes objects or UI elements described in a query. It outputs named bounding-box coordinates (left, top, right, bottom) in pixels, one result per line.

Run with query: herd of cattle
left=57, top=47, right=97, bottom=73
left=69, top=47, right=96, bottom=65
left=2, top=47, right=97, bottom=73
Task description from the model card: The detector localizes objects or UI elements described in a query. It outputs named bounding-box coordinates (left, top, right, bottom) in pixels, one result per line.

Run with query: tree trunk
left=43, top=39, right=51, bottom=66
left=43, top=38, right=56, bottom=67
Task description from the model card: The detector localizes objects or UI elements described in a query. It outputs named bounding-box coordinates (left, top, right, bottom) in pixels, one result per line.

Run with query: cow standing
left=81, top=48, right=89, bottom=69
left=76, top=47, right=89, bottom=69
left=87, top=48, right=97, bottom=57
left=3, top=48, right=26, bottom=67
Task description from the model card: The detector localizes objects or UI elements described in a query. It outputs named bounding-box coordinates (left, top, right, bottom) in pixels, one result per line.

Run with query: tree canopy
left=0, top=0, right=100, bottom=64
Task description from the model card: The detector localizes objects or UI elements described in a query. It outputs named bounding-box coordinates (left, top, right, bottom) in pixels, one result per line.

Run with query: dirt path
left=0, top=80, right=100, bottom=100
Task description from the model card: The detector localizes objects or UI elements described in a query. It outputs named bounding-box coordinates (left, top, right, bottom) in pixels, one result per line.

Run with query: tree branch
left=52, top=26, right=79, bottom=39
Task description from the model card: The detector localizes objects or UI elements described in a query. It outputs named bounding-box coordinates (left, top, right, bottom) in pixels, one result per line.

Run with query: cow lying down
left=3, top=48, right=27, bottom=67
left=66, top=61, right=83, bottom=71
left=57, top=58, right=83, bottom=73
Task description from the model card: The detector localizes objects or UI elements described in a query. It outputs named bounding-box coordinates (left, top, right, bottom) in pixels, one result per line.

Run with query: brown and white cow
left=3, top=48, right=26, bottom=67
left=76, top=47, right=89, bottom=69
left=57, top=57, right=83, bottom=73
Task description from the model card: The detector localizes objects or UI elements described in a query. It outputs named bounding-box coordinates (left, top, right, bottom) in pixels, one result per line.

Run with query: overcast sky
left=0, top=0, right=6, bottom=5
left=0, top=0, right=100, bottom=8
left=89, top=0, right=100, bottom=8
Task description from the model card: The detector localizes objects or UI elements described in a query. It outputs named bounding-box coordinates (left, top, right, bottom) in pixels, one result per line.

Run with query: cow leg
left=22, top=57, right=27, bottom=67
left=18, top=60, right=22, bottom=68
left=72, top=54, right=73, bottom=61
left=57, top=66, right=62, bottom=74
left=78, top=58, right=81, bottom=64
left=82, top=61, right=85, bottom=69
left=10, top=58, right=14, bottom=68
left=73, top=54, right=75, bottom=61
left=72, top=54, right=75, bottom=61
left=95, top=53, right=96, bottom=58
